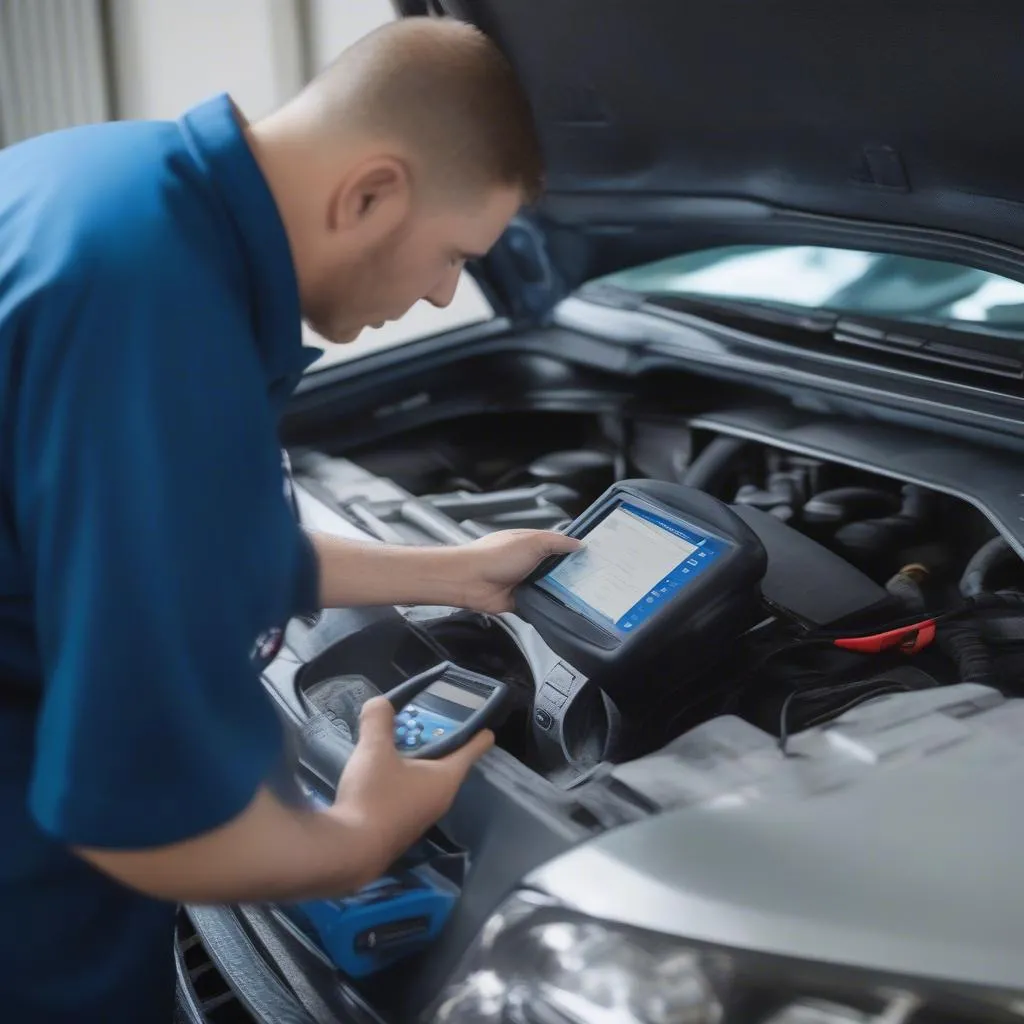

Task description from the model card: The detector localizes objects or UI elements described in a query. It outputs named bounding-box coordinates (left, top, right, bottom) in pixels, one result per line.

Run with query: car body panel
left=529, top=684, right=1024, bottom=992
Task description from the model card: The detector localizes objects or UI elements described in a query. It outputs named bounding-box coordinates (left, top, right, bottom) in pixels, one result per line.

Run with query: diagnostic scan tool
left=300, top=662, right=510, bottom=762
left=515, top=480, right=768, bottom=690
left=388, top=662, right=509, bottom=757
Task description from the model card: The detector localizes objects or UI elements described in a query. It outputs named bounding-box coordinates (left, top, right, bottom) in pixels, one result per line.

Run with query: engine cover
left=732, top=505, right=890, bottom=627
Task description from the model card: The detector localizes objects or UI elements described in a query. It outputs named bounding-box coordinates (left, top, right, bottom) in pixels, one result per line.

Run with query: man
left=0, top=17, right=579, bottom=1023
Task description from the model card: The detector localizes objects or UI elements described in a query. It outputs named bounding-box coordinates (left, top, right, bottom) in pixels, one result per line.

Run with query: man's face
left=303, top=183, right=522, bottom=344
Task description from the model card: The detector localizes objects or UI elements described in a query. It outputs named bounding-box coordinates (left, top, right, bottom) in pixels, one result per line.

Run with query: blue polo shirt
left=0, top=95, right=321, bottom=1022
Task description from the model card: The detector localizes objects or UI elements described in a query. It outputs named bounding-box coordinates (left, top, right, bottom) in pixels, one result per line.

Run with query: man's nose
left=425, top=268, right=460, bottom=309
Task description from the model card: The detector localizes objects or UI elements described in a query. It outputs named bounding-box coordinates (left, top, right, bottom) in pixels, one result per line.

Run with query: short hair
left=303, top=18, right=544, bottom=204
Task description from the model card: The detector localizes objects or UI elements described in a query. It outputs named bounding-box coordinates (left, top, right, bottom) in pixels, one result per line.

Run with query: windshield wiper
left=582, top=284, right=839, bottom=332
left=830, top=315, right=1024, bottom=380
left=653, top=293, right=840, bottom=333
left=584, top=285, right=1024, bottom=381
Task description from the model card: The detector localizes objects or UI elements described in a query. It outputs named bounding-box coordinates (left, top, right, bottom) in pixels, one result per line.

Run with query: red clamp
left=833, top=619, right=937, bottom=656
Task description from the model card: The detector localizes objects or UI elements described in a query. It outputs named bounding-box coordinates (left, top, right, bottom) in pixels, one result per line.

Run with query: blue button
left=406, top=707, right=419, bottom=718
left=404, top=735, right=419, bottom=748
left=395, top=726, right=407, bottom=738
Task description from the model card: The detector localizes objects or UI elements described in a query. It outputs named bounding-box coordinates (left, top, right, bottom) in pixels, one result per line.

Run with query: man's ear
left=328, top=156, right=413, bottom=240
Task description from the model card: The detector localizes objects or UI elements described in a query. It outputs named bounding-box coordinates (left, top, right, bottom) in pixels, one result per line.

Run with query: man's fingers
left=440, top=728, right=495, bottom=777
left=537, top=532, right=583, bottom=556
left=357, top=696, right=396, bottom=744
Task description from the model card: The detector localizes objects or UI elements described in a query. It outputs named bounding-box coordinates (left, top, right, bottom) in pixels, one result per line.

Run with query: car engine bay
left=283, top=408, right=1024, bottom=781
left=179, top=397, right=1024, bottom=1023
left=176, top=399, right=1024, bottom=1024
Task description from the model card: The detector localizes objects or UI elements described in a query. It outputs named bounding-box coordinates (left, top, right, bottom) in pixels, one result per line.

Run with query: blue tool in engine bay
left=281, top=782, right=468, bottom=978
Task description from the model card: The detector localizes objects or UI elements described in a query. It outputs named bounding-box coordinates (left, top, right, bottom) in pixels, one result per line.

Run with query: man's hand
left=311, top=529, right=581, bottom=612
left=452, top=529, right=583, bottom=614
left=329, top=696, right=494, bottom=875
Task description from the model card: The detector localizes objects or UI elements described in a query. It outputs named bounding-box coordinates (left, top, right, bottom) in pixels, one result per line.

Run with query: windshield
left=596, top=246, right=1024, bottom=335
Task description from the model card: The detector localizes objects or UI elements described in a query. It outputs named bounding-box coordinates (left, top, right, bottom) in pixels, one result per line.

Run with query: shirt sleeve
left=14, top=250, right=314, bottom=850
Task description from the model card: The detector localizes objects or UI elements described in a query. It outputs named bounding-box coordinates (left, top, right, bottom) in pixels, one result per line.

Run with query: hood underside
left=401, top=1, right=1024, bottom=290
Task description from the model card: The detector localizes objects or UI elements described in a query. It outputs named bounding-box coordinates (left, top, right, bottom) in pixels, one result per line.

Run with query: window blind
left=0, top=0, right=110, bottom=147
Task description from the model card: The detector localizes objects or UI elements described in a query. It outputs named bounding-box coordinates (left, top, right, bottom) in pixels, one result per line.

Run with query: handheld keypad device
left=386, top=662, right=510, bottom=759
left=302, top=662, right=510, bottom=761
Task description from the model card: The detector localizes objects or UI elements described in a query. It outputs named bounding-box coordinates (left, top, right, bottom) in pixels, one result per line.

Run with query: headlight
left=427, top=890, right=1022, bottom=1024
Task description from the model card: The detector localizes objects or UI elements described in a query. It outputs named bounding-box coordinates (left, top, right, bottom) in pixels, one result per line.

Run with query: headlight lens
left=430, top=890, right=728, bottom=1024
left=427, top=890, right=1022, bottom=1024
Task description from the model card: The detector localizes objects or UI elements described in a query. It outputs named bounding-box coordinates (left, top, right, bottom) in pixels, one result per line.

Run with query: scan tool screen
left=536, top=502, right=728, bottom=633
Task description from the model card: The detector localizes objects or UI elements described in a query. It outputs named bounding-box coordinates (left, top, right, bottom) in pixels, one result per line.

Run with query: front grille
left=175, top=910, right=256, bottom=1024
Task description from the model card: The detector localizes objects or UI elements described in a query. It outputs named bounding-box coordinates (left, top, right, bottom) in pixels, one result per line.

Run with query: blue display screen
left=536, top=501, right=729, bottom=634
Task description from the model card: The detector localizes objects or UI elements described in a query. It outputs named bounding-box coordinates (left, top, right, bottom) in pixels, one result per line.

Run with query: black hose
left=960, top=536, right=1015, bottom=598
left=802, top=487, right=901, bottom=526
left=937, top=618, right=994, bottom=686
left=900, top=484, right=929, bottom=522
left=833, top=484, right=929, bottom=559
left=681, top=437, right=751, bottom=493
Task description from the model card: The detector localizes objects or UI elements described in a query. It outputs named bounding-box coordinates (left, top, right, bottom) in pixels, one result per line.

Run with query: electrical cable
left=750, top=592, right=1024, bottom=753
left=778, top=681, right=912, bottom=755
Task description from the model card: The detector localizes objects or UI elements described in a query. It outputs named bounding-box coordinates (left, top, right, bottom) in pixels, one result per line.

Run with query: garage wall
left=306, top=0, right=395, bottom=72
left=103, top=0, right=491, bottom=366
left=0, top=0, right=110, bottom=145
left=106, top=0, right=305, bottom=122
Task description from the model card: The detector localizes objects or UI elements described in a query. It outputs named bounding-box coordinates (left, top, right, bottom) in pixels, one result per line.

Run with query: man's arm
left=79, top=787, right=380, bottom=903
left=75, top=698, right=493, bottom=904
left=310, top=534, right=475, bottom=609
left=16, top=256, right=490, bottom=899
left=310, top=529, right=581, bottom=614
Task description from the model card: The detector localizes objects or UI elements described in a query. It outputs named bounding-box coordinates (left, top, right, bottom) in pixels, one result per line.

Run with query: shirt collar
left=177, top=94, right=321, bottom=388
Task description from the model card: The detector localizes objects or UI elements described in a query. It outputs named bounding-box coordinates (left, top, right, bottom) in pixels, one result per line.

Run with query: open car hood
left=397, top=1, right=1024, bottom=316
